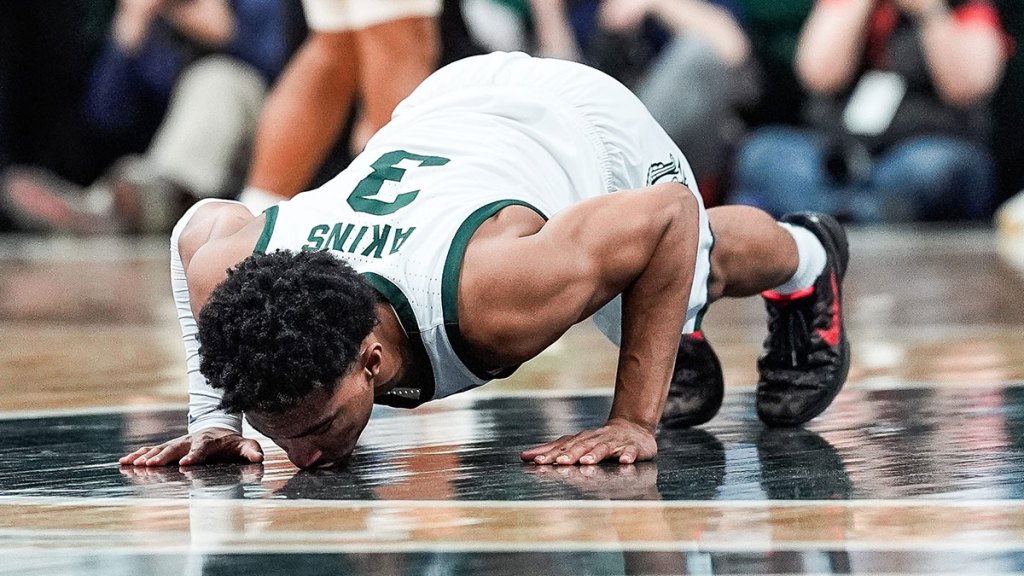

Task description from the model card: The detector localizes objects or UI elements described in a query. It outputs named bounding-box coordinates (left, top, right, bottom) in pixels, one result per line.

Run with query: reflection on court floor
left=1, top=227, right=1023, bottom=575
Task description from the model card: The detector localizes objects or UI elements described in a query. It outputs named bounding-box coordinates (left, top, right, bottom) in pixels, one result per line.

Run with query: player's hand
left=520, top=418, right=657, bottom=465
left=119, top=427, right=263, bottom=467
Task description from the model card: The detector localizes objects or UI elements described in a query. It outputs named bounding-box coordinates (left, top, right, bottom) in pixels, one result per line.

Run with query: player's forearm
left=112, top=2, right=159, bottom=55
left=171, top=205, right=242, bottom=435
left=608, top=301, right=679, bottom=431
left=530, top=0, right=582, bottom=60
left=648, top=0, right=751, bottom=67
left=608, top=190, right=698, bottom=431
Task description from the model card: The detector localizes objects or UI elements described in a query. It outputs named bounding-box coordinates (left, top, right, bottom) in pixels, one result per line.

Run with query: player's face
left=246, top=369, right=375, bottom=469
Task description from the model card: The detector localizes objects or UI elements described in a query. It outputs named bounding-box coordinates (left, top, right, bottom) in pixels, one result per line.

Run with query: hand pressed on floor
left=118, top=427, right=263, bottom=467
left=520, top=418, right=657, bottom=465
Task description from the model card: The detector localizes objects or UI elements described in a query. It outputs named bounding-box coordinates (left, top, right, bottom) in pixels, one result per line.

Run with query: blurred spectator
left=459, top=0, right=533, bottom=54
left=731, top=0, right=1009, bottom=222
left=996, top=190, right=1024, bottom=271
left=600, top=0, right=759, bottom=200
left=991, top=0, right=1024, bottom=203
left=458, top=1, right=590, bottom=61
left=735, top=0, right=814, bottom=126
left=439, top=0, right=488, bottom=65
left=2, top=0, right=288, bottom=234
left=515, top=1, right=668, bottom=86
left=237, top=0, right=442, bottom=210
left=465, top=0, right=755, bottom=202
left=0, top=0, right=116, bottom=229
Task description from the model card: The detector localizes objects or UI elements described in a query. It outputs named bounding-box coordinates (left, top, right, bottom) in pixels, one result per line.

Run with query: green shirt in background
left=738, top=0, right=814, bottom=125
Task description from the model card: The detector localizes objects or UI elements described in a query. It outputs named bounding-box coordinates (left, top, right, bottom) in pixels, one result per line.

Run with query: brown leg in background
left=349, top=16, right=440, bottom=155
left=246, top=30, right=359, bottom=199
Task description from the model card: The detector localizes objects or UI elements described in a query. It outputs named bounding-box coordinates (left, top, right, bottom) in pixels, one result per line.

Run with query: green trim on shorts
left=253, top=205, right=279, bottom=254
left=692, top=225, right=716, bottom=333
left=440, top=199, right=546, bottom=379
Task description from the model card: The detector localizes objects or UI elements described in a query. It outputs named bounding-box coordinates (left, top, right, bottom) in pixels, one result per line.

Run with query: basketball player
left=121, top=52, right=850, bottom=470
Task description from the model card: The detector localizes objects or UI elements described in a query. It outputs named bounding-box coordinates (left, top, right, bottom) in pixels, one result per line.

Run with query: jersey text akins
left=302, top=222, right=416, bottom=258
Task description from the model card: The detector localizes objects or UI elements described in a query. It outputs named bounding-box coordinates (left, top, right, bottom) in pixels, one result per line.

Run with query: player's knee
left=359, top=16, right=440, bottom=62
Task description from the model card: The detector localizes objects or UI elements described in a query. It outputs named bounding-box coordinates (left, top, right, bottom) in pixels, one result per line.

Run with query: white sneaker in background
left=996, top=191, right=1024, bottom=273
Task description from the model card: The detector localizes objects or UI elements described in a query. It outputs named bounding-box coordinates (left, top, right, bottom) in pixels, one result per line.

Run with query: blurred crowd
left=2, top=0, right=1024, bottom=237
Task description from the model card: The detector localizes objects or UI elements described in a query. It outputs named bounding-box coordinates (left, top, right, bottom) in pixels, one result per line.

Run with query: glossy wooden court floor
left=2, top=227, right=1024, bottom=575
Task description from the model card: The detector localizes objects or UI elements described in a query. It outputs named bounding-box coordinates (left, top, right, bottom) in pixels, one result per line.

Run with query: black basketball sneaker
left=757, top=212, right=850, bottom=426
left=660, top=331, right=724, bottom=428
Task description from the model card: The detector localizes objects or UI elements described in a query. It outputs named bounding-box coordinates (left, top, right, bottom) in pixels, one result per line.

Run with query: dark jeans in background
left=731, top=126, right=996, bottom=222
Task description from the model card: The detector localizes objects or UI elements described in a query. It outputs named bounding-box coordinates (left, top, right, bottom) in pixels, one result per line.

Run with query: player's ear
left=360, top=342, right=384, bottom=381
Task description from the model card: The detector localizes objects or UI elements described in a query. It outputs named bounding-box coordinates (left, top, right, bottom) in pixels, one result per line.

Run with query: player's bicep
left=461, top=183, right=693, bottom=361
left=540, top=184, right=692, bottom=295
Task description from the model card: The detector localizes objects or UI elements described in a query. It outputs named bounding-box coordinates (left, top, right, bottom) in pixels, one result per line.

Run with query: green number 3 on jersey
left=348, top=150, right=450, bottom=215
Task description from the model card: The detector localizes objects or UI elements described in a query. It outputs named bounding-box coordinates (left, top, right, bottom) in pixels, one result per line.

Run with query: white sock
left=238, top=186, right=285, bottom=213
left=772, top=222, right=827, bottom=295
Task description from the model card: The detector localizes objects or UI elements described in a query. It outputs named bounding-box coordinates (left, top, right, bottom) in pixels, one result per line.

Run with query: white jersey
left=248, top=52, right=712, bottom=407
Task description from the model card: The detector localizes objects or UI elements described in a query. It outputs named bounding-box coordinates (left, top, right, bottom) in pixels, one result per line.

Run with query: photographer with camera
left=729, top=0, right=1008, bottom=222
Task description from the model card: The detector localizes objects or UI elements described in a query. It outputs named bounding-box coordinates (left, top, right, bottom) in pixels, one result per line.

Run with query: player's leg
left=147, top=56, right=266, bottom=202
left=661, top=204, right=798, bottom=429
left=704, top=205, right=799, bottom=300
left=707, top=205, right=850, bottom=426
left=351, top=14, right=439, bottom=155
left=241, top=25, right=360, bottom=208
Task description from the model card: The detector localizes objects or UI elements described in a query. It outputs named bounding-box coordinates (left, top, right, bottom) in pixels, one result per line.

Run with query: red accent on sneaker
left=762, top=285, right=815, bottom=301
left=817, top=273, right=842, bottom=347
left=689, top=331, right=705, bottom=341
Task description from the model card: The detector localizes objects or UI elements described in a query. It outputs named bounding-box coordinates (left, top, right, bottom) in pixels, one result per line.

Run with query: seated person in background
left=513, top=0, right=758, bottom=204
left=598, top=0, right=759, bottom=204
left=119, top=53, right=851, bottom=470
left=2, top=0, right=288, bottom=234
left=730, top=0, right=1008, bottom=222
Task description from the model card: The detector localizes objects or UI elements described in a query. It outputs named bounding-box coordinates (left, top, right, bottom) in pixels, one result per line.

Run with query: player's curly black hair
left=196, top=250, right=379, bottom=414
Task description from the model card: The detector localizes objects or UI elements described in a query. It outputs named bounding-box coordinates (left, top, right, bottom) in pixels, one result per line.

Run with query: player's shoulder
left=178, top=200, right=259, bottom=268
left=178, top=201, right=266, bottom=312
